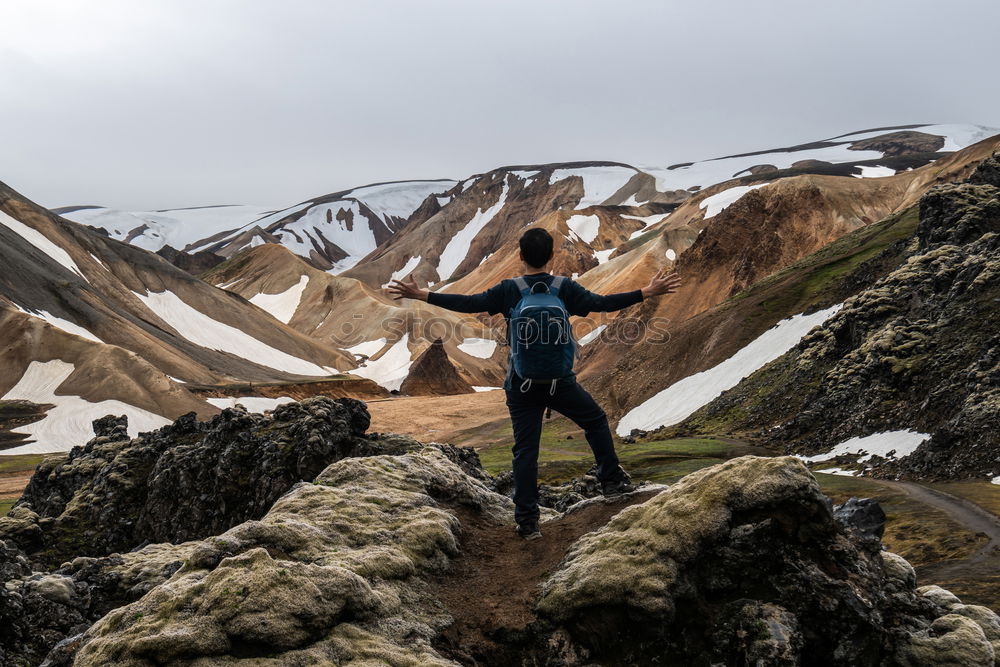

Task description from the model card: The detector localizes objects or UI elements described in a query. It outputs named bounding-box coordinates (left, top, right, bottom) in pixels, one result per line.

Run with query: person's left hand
left=640, top=269, right=682, bottom=299
left=387, top=275, right=429, bottom=301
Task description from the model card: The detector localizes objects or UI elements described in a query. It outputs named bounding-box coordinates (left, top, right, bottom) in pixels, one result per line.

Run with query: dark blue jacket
left=427, top=272, right=643, bottom=389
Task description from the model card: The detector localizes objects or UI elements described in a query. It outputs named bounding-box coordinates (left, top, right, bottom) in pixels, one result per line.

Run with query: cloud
left=1, top=0, right=998, bottom=209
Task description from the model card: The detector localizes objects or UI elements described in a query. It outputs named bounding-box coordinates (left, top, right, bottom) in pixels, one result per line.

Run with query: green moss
left=734, top=205, right=919, bottom=323
left=0, top=453, right=46, bottom=474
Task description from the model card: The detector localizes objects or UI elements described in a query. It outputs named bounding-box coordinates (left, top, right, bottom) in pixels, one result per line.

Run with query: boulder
left=534, top=455, right=967, bottom=665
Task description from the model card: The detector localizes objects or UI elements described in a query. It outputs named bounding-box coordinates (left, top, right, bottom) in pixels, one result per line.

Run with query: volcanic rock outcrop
left=0, top=397, right=418, bottom=566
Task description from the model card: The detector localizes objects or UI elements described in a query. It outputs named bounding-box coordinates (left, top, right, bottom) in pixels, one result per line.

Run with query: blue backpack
left=509, top=275, right=578, bottom=393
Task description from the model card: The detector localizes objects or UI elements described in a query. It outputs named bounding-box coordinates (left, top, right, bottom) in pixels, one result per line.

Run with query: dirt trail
left=885, top=480, right=1000, bottom=601
left=431, top=488, right=661, bottom=665
left=889, top=481, right=1000, bottom=554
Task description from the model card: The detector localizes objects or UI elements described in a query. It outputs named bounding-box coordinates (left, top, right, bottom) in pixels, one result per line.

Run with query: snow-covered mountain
left=56, top=204, right=277, bottom=253
left=185, top=179, right=458, bottom=272
left=58, top=124, right=997, bottom=281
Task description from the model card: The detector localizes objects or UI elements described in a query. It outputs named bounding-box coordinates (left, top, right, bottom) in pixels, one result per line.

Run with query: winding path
left=889, top=481, right=1000, bottom=558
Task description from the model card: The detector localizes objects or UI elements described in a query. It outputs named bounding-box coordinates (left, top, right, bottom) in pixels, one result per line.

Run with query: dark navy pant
left=504, top=375, right=621, bottom=525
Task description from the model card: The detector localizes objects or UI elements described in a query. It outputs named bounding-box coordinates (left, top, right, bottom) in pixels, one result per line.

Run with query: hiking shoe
left=515, top=522, right=542, bottom=540
left=600, top=467, right=636, bottom=496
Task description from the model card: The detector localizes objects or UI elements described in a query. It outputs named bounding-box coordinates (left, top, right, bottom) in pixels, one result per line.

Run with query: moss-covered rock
left=535, top=455, right=985, bottom=665
left=66, top=447, right=509, bottom=665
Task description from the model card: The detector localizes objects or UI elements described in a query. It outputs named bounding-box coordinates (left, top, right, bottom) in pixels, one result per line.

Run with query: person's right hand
left=640, top=269, right=681, bottom=299
left=387, top=275, right=429, bottom=301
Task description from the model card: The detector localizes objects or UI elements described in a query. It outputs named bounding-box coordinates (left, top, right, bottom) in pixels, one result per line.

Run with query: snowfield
left=1, top=211, right=87, bottom=281
left=61, top=204, right=277, bottom=253
left=796, top=430, right=931, bottom=464
left=642, top=123, right=998, bottom=194
left=615, top=305, right=843, bottom=435
left=700, top=183, right=770, bottom=218
left=348, top=334, right=412, bottom=391
left=594, top=248, right=615, bottom=264
left=248, top=275, right=309, bottom=324
left=549, top=166, right=637, bottom=209
left=2, top=360, right=171, bottom=454
left=134, top=289, right=336, bottom=376
left=436, top=178, right=510, bottom=281
left=384, top=255, right=421, bottom=286
left=346, top=338, right=388, bottom=359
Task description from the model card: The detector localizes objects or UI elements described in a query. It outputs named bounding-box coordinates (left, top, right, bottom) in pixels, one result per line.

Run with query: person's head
left=518, top=228, right=553, bottom=270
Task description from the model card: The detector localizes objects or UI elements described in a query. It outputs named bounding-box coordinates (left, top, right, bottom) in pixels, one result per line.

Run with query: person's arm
left=387, top=275, right=506, bottom=315
left=565, top=270, right=681, bottom=315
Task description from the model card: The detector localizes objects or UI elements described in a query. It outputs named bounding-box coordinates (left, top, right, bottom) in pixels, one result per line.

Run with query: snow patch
left=795, top=430, right=931, bottom=464
left=134, top=290, right=334, bottom=376
left=472, top=386, right=501, bottom=392
left=385, top=256, right=421, bottom=285
left=616, top=305, right=842, bottom=435
left=437, top=178, right=510, bottom=280
left=347, top=338, right=387, bottom=358
left=248, top=275, right=309, bottom=324
left=594, top=248, right=615, bottom=264
left=2, top=360, right=171, bottom=454
left=510, top=170, right=539, bottom=187
left=16, top=306, right=101, bottom=343
left=853, top=165, right=896, bottom=178
left=548, top=166, right=637, bottom=209
left=916, top=123, right=999, bottom=152
left=814, top=467, right=859, bottom=477
left=578, top=324, right=607, bottom=346
left=458, top=337, right=497, bottom=359
left=348, top=334, right=412, bottom=391
left=565, top=214, right=601, bottom=244
left=1, top=211, right=86, bottom=280
left=63, top=205, right=277, bottom=253
left=644, top=145, right=883, bottom=193
left=700, top=183, right=770, bottom=219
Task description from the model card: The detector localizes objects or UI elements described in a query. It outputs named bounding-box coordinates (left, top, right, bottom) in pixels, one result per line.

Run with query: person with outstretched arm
left=387, top=228, right=681, bottom=540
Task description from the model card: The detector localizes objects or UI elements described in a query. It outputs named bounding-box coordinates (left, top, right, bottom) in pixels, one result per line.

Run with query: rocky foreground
left=1, top=399, right=999, bottom=666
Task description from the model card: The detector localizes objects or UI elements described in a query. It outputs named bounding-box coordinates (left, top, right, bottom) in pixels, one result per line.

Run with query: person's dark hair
left=519, top=228, right=553, bottom=268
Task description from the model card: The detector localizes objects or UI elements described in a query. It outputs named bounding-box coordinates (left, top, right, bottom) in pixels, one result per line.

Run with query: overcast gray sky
left=2, top=0, right=999, bottom=210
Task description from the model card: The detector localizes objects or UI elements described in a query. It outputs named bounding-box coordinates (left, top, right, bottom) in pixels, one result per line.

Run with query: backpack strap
left=513, top=276, right=530, bottom=295
left=549, top=275, right=565, bottom=296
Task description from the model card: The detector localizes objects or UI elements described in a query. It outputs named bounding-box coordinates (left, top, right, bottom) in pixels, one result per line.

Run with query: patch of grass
left=928, top=481, right=1000, bottom=517
left=0, top=500, right=14, bottom=516
left=479, top=430, right=751, bottom=488
left=0, top=453, right=47, bottom=474
left=814, top=473, right=987, bottom=566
